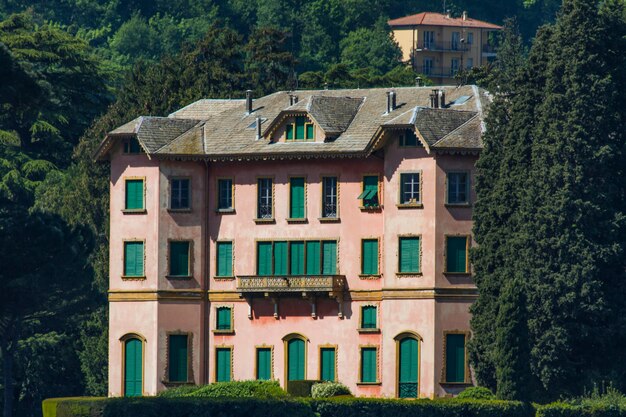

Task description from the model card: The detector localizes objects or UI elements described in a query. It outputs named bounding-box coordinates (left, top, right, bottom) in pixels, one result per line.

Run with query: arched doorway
left=395, top=332, right=420, bottom=398
left=283, top=333, right=308, bottom=385
left=122, top=334, right=144, bottom=397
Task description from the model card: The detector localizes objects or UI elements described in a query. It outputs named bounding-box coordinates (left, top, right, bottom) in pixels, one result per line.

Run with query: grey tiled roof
left=97, top=85, right=488, bottom=160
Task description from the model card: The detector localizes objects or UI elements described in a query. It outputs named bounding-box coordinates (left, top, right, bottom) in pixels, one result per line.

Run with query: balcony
left=482, top=44, right=497, bottom=55
left=420, top=66, right=462, bottom=78
left=415, top=41, right=470, bottom=52
left=237, top=275, right=346, bottom=296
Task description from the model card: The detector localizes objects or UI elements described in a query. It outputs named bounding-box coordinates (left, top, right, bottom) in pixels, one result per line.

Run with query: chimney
left=256, top=117, right=262, bottom=140
left=386, top=91, right=393, bottom=114
left=430, top=89, right=440, bottom=108
left=324, top=82, right=329, bottom=90
left=391, top=91, right=397, bottom=110
left=415, top=76, right=422, bottom=87
left=439, top=90, right=446, bottom=107
left=289, top=94, right=298, bottom=106
left=246, top=90, right=253, bottom=114
left=462, top=11, right=468, bottom=20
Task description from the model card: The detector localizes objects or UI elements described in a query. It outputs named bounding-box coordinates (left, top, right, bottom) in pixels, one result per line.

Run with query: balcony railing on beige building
left=237, top=275, right=346, bottom=295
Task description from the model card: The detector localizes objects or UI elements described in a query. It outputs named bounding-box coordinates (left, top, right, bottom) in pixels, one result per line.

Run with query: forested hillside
left=0, top=1, right=563, bottom=417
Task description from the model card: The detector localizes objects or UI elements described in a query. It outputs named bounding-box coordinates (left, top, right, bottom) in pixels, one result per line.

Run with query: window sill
left=168, top=208, right=191, bottom=213
left=212, top=329, right=235, bottom=335
left=358, top=274, right=381, bottom=280
left=445, top=203, right=471, bottom=208
left=166, top=275, right=193, bottom=280
left=121, top=275, right=146, bottom=281
left=162, top=380, right=194, bottom=387
left=357, top=382, right=382, bottom=386
left=216, top=208, right=235, bottom=214
left=318, top=217, right=340, bottom=223
left=357, top=328, right=380, bottom=334
left=214, top=276, right=235, bottom=281
left=359, top=206, right=382, bottom=211
left=121, top=209, right=146, bottom=214
left=443, top=272, right=471, bottom=276
left=254, top=218, right=275, bottom=224
left=439, top=381, right=472, bottom=387
left=286, top=218, right=308, bottom=223
left=396, top=203, right=423, bottom=209
left=396, top=272, right=423, bottom=278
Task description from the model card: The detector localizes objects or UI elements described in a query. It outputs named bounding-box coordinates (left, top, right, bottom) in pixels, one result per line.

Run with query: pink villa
left=95, top=85, right=489, bottom=399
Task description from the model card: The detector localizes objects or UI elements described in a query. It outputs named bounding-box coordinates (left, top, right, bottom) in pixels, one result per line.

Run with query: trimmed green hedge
left=185, top=380, right=288, bottom=398
left=42, top=397, right=107, bottom=417
left=311, top=398, right=533, bottom=417
left=536, top=402, right=626, bottom=417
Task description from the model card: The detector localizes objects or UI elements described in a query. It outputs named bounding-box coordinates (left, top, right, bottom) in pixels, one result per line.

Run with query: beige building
left=389, top=12, right=502, bottom=85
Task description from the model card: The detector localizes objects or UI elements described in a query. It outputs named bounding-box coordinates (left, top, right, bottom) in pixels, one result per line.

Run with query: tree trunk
left=2, top=341, right=14, bottom=417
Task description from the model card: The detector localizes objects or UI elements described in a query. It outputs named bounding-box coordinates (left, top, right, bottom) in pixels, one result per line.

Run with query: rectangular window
left=123, top=137, right=142, bottom=154
left=399, top=237, right=420, bottom=273
left=361, top=239, right=379, bottom=275
left=358, top=175, right=379, bottom=208
left=216, top=242, right=233, bottom=277
left=290, top=241, right=305, bottom=275
left=274, top=241, right=288, bottom=275
left=168, top=335, right=188, bottom=382
left=399, top=131, right=418, bottom=147
left=361, top=306, right=377, bottom=329
left=216, top=307, right=232, bottom=331
left=322, top=176, right=338, bottom=218
left=451, top=32, right=460, bottom=50
left=446, top=236, right=468, bottom=273
left=125, top=179, right=144, bottom=210
left=424, top=31, right=435, bottom=48
left=360, top=347, right=377, bottom=383
left=451, top=58, right=460, bottom=75
left=169, top=241, right=190, bottom=277
left=305, top=123, right=315, bottom=140
left=170, top=178, right=190, bottom=210
left=257, top=241, right=273, bottom=275
left=295, top=116, right=306, bottom=140
left=217, top=179, right=233, bottom=210
left=256, top=348, right=272, bottom=380
left=215, top=348, right=231, bottom=382
left=289, top=177, right=305, bottom=219
left=257, top=178, right=273, bottom=219
left=400, top=173, right=420, bottom=204
left=445, top=334, right=466, bottom=383
left=123, top=241, right=144, bottom=277
left=286, top=124, right=294, bottom=140
left=306, top=241, right=321, bottom=275
left=322, top=241, right=337, bottom=274
left=447, top=172, right=469, bottom=204
left=423, top=57, right=433, bottom=75
left=466, top=58, right=473, bottom=69
left=467, top=32, right=474, bottom=45
left=320, top=347, right=336, bottom=381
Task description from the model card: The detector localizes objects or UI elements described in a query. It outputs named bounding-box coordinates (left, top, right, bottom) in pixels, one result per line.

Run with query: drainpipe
left=203, top=159, right=210, bottom=384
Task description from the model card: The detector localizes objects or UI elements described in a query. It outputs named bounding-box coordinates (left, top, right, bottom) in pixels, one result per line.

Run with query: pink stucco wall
left=108, top=129, right=478, bottom=398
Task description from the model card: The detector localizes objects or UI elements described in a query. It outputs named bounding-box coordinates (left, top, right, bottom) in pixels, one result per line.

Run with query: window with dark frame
left=123, top=137, right=142, bottom=154
left=322, top=176, right=338, bottom=218
left=217, top=179, right=233, bottom=210
left=257, top=178, right=273, bottom=219
left=447, top=172, right=469, bottom=204
left=400, top=173, right=420, bottom=204
left=170, top=178, right=190, bottom=210
left=399, top=131, right=418, bottom=147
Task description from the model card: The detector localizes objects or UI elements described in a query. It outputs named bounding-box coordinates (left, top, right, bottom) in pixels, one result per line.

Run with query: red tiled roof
left=388, top=12, right=502, bottom=30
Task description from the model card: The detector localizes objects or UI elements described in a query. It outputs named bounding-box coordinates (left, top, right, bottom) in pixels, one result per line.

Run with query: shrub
left=41, top=397, right=107, bottom=417
left=536, top=402, right=626, bottom=417
left=185, top=380, right=288, bottom=398
left=287, top=380, right=321, bottom=397
left=311, top=382, right=352, bottom=398
left=102, top=397, right=314, bottom=417
left=457, top=387, right=496, bottom=400
left=157, top=384, right=201, bottom=397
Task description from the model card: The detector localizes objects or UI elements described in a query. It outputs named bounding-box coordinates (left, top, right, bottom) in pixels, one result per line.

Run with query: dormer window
left=286, top=116, right=314, bottom=141
left=399, top=130, right=418, bottom=147
left=123, top=137, right=142, bottom=154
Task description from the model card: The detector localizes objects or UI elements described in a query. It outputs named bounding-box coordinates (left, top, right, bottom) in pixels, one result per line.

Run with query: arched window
left=395, top=332, right=421, bottom=398
left=120, top=333, right=146, bottom=397
left=282, top=333, right=308, bottom=385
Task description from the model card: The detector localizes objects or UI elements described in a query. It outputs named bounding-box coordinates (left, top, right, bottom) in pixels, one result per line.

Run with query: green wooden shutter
left=290, top=241, right=304, bottom=275
left=124, top=242, right=144, bottom=277
left=360, top=348, right=377, bottom=383
left=399, top=338, right=418, bottom=398
left=399, top=237, right=420, bottom=273
left=322, top=241, right=337, bottom=274
left=446, top=237, right=467, bottom=273
left=286, top=124, right=294, bottom=140
left=361, top=239, right=379, bottom=275
left=256, top=348, right=271, bottom=380
left=295, top=116, right=306, bottom=140
left=125, top=179, right=144, bottom=210
left=320, top=348, right=336, bottom=381
left=306, top=123, right=314, bottom=140
left=274, top=241, right=288, bottom=275
left=362, top=176, right=379, bottom=207
left=288, top=339, right=305, bottom=381
left=216, top=348, right=231, bottom=382
left=445, top=334, right=466, bottom=383
left=168, top=335, right=188, bottom=382
left=306, top=241, right=321, bottom=275
left=257, top=242, right=273, bottom=275
left=216, top=307, right=232, bottom=330
left=124, top=338, right=142, bottom=397
left=216, top=242, right=233, bottom=277
left=361, top=306, right=377, bottom=329
left=290, top=178, right=305, bottom=218
left=170, top=242, right=190, bottom=276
